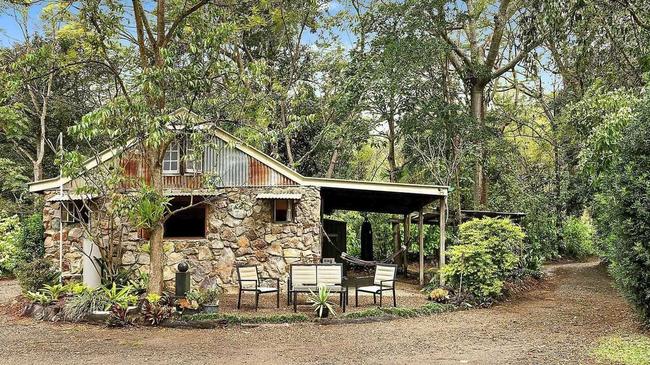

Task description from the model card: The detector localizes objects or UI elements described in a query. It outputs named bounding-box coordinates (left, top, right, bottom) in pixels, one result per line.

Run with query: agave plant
left=308, top=285, right=335, bottom=318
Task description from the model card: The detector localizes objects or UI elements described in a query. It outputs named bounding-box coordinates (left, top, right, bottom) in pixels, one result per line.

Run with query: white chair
left=316, top=263, right=347, bottom=312
left=236, top=265, right=279, bottom=311
left=288, top=264, right=317, bottom=311
left=355, top=264, right=397, bottom=307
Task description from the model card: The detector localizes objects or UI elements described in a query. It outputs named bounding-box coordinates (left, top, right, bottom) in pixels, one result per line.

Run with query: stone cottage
left=29, top=112, right=448, bottom=290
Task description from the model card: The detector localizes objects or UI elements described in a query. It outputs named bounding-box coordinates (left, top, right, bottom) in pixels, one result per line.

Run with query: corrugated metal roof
left=256, top=193, right=302, bottom=200
left=164, top=190, right=223, bottom=196
left=47, top=193, right=97, bottom=202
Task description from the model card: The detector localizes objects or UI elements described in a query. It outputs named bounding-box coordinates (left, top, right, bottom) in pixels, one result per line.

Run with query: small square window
left=273, top=200, right=293, bottom=223
left=62, top=201, right=90, bottom=224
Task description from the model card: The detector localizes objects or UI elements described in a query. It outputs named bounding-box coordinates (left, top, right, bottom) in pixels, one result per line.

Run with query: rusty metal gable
left=204, top=136, right=297, bottom=187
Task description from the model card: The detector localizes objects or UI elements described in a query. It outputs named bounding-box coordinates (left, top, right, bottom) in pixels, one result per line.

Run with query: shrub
left=102, top=283, right=138, bottom=310
left=63, top=289, right=111, bottom=322
left=18, top=213, right=44, bottom=262
left=15, top=258, right=59, bottom=292
left=459, top=217, right=524, bottom=274
left=606, top=111, right=650, bottom=325
left=141, top=293, right=172, bottom=325
left=562, top=215, right=596, bottom=260
left=25, top=290, right=55, bottom=306
left=0, top=215, right=22, bottom=276
left=442, top=217, right=524, bottom=302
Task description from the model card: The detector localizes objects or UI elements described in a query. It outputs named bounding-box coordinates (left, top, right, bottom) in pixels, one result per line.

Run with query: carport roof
left=310, top=178, right=447, bottom=215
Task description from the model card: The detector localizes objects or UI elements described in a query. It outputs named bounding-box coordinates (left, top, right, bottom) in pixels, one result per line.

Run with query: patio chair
left=288, top=264, right=317, bottom=311
left=236, top=265, right=280, bottom=311
left=316, top=263, right=348, bottom=312
left=355, top=263, right=397, bottom=307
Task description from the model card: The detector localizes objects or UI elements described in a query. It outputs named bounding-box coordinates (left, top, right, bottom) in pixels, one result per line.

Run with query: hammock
left=340, top=245, right=407, bottom=267
left=321, top=225, right=408, bottom=267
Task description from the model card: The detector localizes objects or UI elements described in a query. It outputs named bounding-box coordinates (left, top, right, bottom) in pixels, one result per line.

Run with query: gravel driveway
left=0, top=261, right=642, bottom=364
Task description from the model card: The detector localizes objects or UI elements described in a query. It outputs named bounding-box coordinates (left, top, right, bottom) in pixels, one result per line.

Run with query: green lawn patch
left=344, top=302, right=456, bottom=319
left=182, top=312, right=310, bottom=324
left=592, top=335, right=650, bottom=365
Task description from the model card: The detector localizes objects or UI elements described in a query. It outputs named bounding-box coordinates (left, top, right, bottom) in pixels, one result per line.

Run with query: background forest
left=0, top=0, right=648, bottom=323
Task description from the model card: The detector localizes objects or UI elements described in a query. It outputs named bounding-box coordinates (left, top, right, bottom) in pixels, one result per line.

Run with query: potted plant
left=201, top=287, right=221, bottom=314
left=308, top=285, right=335, bottom=319
left=180, top=289, right=203, bottom=315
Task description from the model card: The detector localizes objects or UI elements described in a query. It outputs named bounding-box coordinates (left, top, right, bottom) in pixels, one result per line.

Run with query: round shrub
left=15, top=258, right=60, bottom=293
left=442, top=217, right=525, bottom=302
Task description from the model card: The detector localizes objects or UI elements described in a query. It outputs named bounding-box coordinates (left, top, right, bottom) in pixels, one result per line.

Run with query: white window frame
left=273, top=199, right=294, bottom=223
left=184, top=139, right=202, bottom=174
left=163, top=141, right=180, bottom=175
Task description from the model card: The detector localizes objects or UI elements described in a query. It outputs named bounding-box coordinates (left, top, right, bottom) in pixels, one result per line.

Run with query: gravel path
left=0, top=261, right=642, bottom=364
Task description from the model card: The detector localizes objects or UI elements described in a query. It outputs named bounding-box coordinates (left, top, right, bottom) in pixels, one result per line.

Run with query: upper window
left=163, top=142, right=180, bottom=174
left=185, top=139, right=202, bottom=173
left=273, top=200, right=294, bottom=223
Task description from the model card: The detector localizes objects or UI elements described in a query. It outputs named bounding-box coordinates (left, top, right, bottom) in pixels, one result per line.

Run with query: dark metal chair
left=236, top=265, right=279, bottom=311
left=355, top=263, right=397, bottom=307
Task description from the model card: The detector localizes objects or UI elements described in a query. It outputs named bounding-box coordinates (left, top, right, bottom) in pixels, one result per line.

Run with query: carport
left=306, top=178, right=449, bottom=285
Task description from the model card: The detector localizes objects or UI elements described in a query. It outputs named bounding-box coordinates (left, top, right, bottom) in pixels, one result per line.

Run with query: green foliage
left=308, top=284, right=336, bottom=318
left=123, top=186, right=171, bottom=231
left=102, top=283, right=138, bottom=310
left=442, top=244, right=504, bottom=300
left=184, top=312, right=309, bottom=324
left=561, top=215, right=596, bottom=260
left=18, top=212, right=45, bottom=262
left=25, top=290, right=54, bottom=306
left=458, top=218, right=524, bottom=273
left=442, top=218, right=524, bottom=302
left=66, top=282, right=90, bottom=296
left=142, top=293, right=172, bottom=326
left=41, top=284, right=67, bottom=300
left=14, top=258, right=59, bottom=293
left=605, top=103, right=650, bottom=325
left=0, top=215, right=22, bottom=276
left=592, top=336, right=650, bottom=365
left=343, top=302, right=455, bottom=319
left=63, top=288, right=111, bottom=322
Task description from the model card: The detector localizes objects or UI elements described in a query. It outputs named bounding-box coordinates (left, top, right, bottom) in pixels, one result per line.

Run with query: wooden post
left=392, top=220, right=401, bottom=262
left=418, top=208, right=424, bottom=285
left=439, top=196, right=447, bottom=285
left=403, top=214, right=411, bottom=276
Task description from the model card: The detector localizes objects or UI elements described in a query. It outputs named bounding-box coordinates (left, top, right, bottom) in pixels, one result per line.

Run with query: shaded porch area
left=315, top=179, right=449, bottom=285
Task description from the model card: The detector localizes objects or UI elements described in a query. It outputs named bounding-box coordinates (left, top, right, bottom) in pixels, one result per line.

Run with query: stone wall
left=42, top=186, right=322, bottom=292
left=42, top=192, right=85, bottom=275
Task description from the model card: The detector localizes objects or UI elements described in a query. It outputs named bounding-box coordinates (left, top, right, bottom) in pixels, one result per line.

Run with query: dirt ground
left=0, top=261, right=644, bottom=365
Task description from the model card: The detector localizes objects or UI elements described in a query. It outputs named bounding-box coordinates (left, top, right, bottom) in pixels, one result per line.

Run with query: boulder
left=198, top=246, right=213, bottom=261
left=122, top=251, right=137, bottom=265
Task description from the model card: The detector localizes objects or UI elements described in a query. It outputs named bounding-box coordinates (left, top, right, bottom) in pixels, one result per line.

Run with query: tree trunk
left=470, top=82, right=487, bottom=208
left=148, top=224, right=165, bottom=294
left=147, top=153, right=165, bottom=294
left=387, top=114, right=398, bottom=182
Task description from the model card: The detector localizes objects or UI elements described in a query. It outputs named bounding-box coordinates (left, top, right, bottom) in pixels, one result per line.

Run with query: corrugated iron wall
left=120, top=136, right=297, bottom=189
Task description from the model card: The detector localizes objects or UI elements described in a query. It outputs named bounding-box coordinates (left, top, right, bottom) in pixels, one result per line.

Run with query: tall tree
left=422, top=0, right=552, bottom=207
